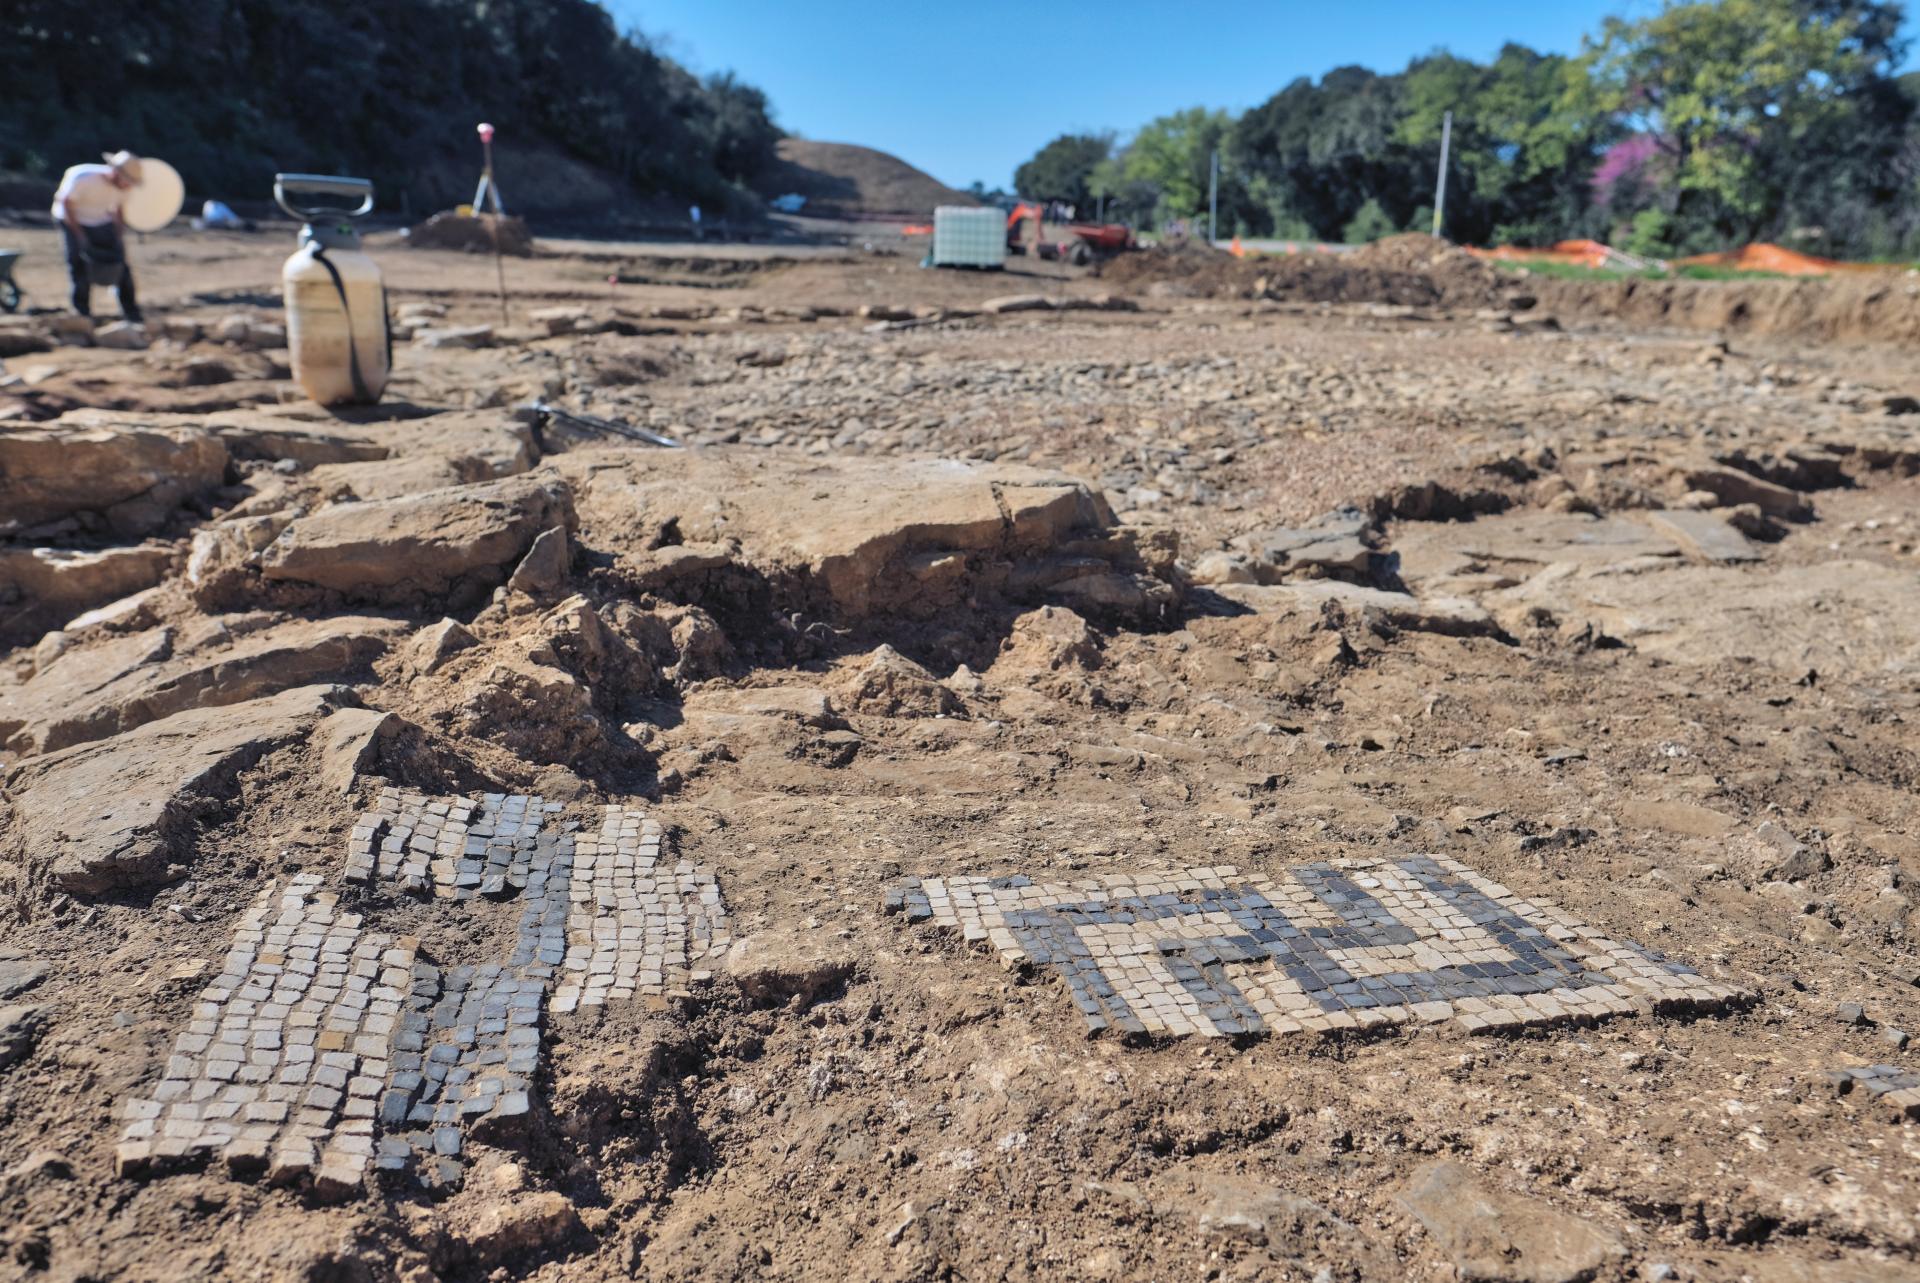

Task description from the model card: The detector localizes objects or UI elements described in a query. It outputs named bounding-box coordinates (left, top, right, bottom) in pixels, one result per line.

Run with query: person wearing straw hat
left=50, top=150, right=146, bottom=324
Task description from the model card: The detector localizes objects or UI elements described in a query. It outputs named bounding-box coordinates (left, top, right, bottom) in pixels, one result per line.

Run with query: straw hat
left=102, top=151, right=145, bottom=184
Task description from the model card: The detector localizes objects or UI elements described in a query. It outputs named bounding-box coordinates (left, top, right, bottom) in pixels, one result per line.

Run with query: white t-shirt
left=52, top=165, right=128, bottom=228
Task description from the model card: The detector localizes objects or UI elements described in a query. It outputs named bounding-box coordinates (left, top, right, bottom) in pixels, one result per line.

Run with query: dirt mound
left=1350, top=231, right=1492, bottom=281
left=1535, top=271, right=1920, bottom=345
left=1100, top=236, right=1510, bottom=309
left=404, top=212, right=535, bottom=257
left=761, top=139, right=978, bottom=217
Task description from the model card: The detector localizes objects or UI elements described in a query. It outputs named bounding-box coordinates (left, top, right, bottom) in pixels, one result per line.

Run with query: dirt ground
left=3, top=224, right=1920, bottom=1283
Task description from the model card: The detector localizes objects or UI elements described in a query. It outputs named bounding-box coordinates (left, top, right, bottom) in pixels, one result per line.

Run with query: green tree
left=1229, top=67, right=1418, bottom=240
left=1758, top=3, right=1916, bottom=255
left=699, top=73, right=781, bottom=184
left=1342, top=198, right=1396, bottom=243
left=1623, top=208, right=1678, bottom=257
left=1579, top=0, right=1891, bottom=237
left=0, top=0, right=783, bottom=217
left=1120, top=107, right=1236, bottom=226
left=1398, top=44, right=1610, bottom=244
left=1013, top=133, right=1112, bottom=211
left=965, top=180, right=1015, bottom=209
left=1087, top=155, right=1161, bottom=227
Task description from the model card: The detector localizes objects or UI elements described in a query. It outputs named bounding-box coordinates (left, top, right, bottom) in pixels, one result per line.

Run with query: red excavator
left=1006, top=202, right=1134, bottom=266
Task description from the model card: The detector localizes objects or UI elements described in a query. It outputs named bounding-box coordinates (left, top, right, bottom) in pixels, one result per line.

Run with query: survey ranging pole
left=1431, top=111, right=1452, bottom=240
left=475, top=122, right=510, bottom=323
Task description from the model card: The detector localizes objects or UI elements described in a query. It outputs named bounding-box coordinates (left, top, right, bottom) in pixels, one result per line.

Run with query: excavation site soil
left=3, top=225, right=1920, bottom=1283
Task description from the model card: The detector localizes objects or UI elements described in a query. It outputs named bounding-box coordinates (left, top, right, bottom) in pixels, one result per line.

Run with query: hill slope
left=762, top=140, right=979, bottom=217
left=0, top=0, right=779, bottom=220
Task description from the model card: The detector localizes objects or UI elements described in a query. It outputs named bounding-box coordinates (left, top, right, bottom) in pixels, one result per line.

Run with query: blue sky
left=613, top=1, right=1918, bottom=190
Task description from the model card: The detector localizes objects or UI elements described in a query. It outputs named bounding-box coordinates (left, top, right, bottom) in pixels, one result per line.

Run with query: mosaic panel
left=553, top=805, right=731, bottom=1014
left=374, top=823, right=572, bottom=1184
left=345, top=787, right=564, bottom=898
left=122, top=792, right=730, bottom=1195
left=1826, top=1064, right=1920, bottom=1119
left=887, top=855, right=1747, bottom=1037
left=115, top=875, right=412, bottom=1193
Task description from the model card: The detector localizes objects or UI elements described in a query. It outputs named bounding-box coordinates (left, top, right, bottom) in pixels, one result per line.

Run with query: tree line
left=1012, top=0, right=1920, bottom=260
left=0, top=0, right=782, bottom=217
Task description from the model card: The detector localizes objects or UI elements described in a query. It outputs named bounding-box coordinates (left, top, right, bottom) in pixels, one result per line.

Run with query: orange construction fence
left=1673, top=243, right=1888, bottom=276
left=1467, top=238, right=1899, bottom=276
left=1466, top=239, right=1643, bottom=270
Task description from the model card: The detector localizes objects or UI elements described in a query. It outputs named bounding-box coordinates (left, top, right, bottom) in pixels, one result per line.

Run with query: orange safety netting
left=1468, top=238, right=1898, bottom=276
left=1672, top=243, right=1886, bottom=276
left=1466, top=239, right=1626, bottom=269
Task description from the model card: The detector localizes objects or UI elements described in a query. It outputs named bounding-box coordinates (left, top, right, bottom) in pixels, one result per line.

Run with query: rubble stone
left=5, top=684, right=354, bottom=893
left=563, top=451, right=1173, bottom=622
left=980, top=294, right=1057, bottom=315
left=92, top=322, right=150, bottom=351
left=314, top=707, right=405, bottom=796
left=0, top=1005, right=50, bottom=1069
left=2, top=616, right=400, bottom=755
left=0, top=420, right=228, bottom=536
left=1229, top=509, right=1375, bottom=582
left=1399, top=1161, right=1626, bottom=1283
left=255, top=473, right=576, bottom=604
left=406, top=617, right=478, bottom=675
left=1643, top=508, right=1760, bottom=563
left=726, top=929, right=856, bottom=1007
left=62, top=586, right=164, bottom=636
left=1677, top=462, right=1812, bottom=521
left=827, top=645, right=961, bottom=718
left=529, top=306, right=590, bottom=336
left=0, top=958, right=48, bottom=1002
left=506, top=525, right=570, bottom=597
left=0, top=544, right=175, bottom=641
left=1213, top=579, right=1495, bottom=636
left=413, top=325, right=495, bottom=350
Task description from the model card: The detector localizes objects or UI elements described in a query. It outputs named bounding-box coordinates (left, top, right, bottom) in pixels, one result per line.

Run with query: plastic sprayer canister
left=283, top=240, right=390, bottom=406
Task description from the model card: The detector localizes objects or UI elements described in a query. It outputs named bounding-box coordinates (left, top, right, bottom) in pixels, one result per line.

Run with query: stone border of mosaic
left=119, top=792, right=729, bottom=1197
left=1825, top=1064, right=1920, bottom=1120
left=886, top=855, right=1748, bottom=1037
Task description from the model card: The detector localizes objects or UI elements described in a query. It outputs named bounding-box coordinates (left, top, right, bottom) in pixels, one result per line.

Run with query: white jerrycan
left=274, top=174, right=391, bottom=406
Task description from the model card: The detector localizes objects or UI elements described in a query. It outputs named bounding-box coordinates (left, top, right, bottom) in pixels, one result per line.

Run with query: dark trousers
left=60, top=223, right=141, bottom=322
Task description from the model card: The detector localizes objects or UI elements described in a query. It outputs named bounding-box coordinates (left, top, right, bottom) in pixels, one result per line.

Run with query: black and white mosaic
left=554, top=805, right=731, bottom=1014
left=887, top=855, right=1746, bottom=1037
left=1826, top=1064, right=1920, bottom=1119
left=115, top=875, right=411, bottom=1193
left=122, top=791, right=730, bottom=1195
left=345, top=788, right=565, bottom=899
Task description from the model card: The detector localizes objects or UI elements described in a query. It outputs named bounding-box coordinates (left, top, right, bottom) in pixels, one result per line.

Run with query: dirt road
left=1, top=227, right=1918, bottom=1282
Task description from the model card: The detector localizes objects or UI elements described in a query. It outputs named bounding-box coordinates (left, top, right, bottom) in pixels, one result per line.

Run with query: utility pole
left=1208, top=148, right=1219, bottom=245
left=1431, top=111, right=1452, bottom=240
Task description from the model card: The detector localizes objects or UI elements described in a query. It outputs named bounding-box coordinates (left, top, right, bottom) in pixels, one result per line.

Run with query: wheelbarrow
left=0, top=250, right=20, bottom=313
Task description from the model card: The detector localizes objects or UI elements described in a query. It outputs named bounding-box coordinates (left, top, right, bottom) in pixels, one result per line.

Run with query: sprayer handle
left=274, top=174, right=375, bottom=221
